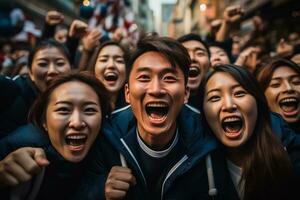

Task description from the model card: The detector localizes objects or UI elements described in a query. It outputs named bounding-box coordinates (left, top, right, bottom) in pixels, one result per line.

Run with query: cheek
left=94, top=64, right=105, bottom=76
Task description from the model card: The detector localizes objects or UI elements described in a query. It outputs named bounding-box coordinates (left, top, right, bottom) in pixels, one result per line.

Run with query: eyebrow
left=271, top=74, right=300, bottom=80
left=136, top=66, right=178, bottom=74
left=206, top=84, right=241, bottom=95
left=54, top=101, right=99, bottom=106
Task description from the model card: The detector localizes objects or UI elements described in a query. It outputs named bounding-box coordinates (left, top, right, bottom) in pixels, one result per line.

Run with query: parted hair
left=126, top=36, right=191, bottom=85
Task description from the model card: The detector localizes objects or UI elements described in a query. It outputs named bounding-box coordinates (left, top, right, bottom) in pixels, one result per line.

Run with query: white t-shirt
left=226, top=159, right=245, bottom=199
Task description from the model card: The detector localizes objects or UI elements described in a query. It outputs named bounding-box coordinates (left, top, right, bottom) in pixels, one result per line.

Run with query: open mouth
left=104, top=72, right=118, bottom=81
left=65, top=134, right=87, bottom=146
left=188, top=67, right=200, bottom=78
left=145, top=102, right=169, bottom=120
left=221, top=116, right=243, bottom=134
left=279, top=97, right=299, bottom=113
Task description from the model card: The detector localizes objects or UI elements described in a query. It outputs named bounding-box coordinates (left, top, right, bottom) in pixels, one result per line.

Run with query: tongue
left=281, top=104, right=297, bottom=112
left=150, top=111, right=165, bottom=119
left=225, top=123, right=241, bottom=133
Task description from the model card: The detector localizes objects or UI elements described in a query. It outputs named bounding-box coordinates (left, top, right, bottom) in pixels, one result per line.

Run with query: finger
left=109, top=179, right=130, bottom=191
left=33, top=148, right=49, bottom=167
left=0, top=171, right=19, bottom=187
left=111, top=166, right=132, bottom=173
left=14, top=148, right=43, bottom=175
left=105, top=188, right=126, bottom=200
left=4, top=162, right=32, bottom=183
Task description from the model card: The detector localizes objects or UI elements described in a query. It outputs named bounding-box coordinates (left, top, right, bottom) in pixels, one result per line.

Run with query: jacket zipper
left=160, top=155, right=189, bottom=200
left=120, top=138, right=147, bottom=186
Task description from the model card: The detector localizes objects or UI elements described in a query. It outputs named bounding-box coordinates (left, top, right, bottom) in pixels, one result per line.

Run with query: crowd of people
left=0, top=2, right=300, bottom=200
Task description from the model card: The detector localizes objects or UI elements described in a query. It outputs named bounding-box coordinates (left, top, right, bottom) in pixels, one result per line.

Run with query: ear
left=184, top=86, right=190, bottom=104
left=124, top=83, right=130, bottom=104
left=28, top=70, right=34, bottom=81
left=43, top=122, right=48, bottom=132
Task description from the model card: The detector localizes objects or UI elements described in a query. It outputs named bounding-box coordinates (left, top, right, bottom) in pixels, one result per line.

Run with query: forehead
left=50, top=81, right=98, bottom=102
left=210, top=46, right=226, bottom=54
left=182, top=40, right=207, bottom=51
left=34, top=47, right=67, bottom=59
left=131, top=51, right=179, bottom=72
left=206, top=72, right=239, bottom=90
left=98, top=45, right=123, bottom=56
left=272, top=65, right=299, bottom=78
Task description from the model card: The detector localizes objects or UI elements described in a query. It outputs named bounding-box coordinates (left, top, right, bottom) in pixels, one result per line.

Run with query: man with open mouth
left=257, top=58, right=300, bottom=132
left=178, top=33, right=211, bottom=111
left=73, top=36, right=219, bottom=200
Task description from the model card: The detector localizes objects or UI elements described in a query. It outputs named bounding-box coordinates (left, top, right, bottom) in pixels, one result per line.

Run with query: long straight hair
left=199, top=64, right=293, bottom=199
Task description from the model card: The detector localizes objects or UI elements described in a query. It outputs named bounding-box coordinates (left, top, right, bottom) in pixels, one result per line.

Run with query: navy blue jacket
left=0, top=75, right=38, bottom=139
left=0, top=124, right=86, bottom=200
left=74, top=105, right=219, bottom=200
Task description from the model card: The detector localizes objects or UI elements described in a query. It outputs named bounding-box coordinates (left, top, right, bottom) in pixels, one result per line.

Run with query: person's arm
left=77, top=29, right=101, bottom=71
left=216, top=5, right=244, bottom=42
left=66, top=20, right=88, bottom=66
left=41, top=11, right=64, bottom=40
left=0, top=75, right=20, bottom=112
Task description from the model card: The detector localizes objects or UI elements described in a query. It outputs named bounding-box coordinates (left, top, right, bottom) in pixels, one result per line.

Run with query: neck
left=226, top=147, right=247, bottom=167
left=109, top=92, right=119, bottom=111
left=137, top=125, right=177, bottom=151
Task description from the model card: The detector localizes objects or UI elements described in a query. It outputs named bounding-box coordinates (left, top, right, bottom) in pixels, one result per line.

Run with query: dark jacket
left=0, top=124, right=86, bottom=200
left=0, top=75, right=38, bottom=139
left=74, top=105, right=219, bottom=200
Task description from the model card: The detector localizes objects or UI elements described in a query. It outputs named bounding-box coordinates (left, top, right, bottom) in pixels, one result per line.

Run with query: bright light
left=200, top=3, right=207, bottom=12
left=83, top=0, right=90, bottom=6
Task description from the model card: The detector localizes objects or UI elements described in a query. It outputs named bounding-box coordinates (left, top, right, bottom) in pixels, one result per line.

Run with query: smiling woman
left=0, top=72, right=109, bottom=199
left=199, top=64, right=295, bottom=199
left=90, top=40, right=127, bottom=111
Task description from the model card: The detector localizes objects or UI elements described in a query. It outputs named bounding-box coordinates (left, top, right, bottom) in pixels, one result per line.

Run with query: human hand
left=45, top=11, right=64, bottom=26
left=235, top=47, right=259, bottom=72
left=0, top=147, right=49, bottom=188
left=105, top=166, right=136, bottom=200
left=82, top=28, right=101, bottom=51
left=69, top=20, right=88, bottom=38
left=223, top=5, right=244, bottom=24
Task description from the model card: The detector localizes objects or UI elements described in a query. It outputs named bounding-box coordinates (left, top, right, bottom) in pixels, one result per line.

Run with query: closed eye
left=55, top=107, right=71, bottom=114
left=84, top=107, right=99, bottom=115
left=234, top=90, right=246, bottom=97
left=208, top=95, right=220, bottom=102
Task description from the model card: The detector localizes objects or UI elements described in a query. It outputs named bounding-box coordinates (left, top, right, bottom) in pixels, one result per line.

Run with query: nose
left=69, top=110, right=86, bottom=130
left=283, top=80, right=294, bottom=93
left=222, top=95, right=237, bottom=112
left=188, top=50, right=195, bottom=60
left=47, top=63, right=59, bottom=76
left=211, top=54, right=220, bottom=62
left=107, top=58, right=116, bottom=70
left=148, top=77, right=166, bottom=97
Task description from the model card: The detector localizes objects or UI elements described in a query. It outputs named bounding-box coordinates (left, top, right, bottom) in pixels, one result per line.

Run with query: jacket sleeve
left=0, top=75, right=20, bottom=112
left=271, top=113, right=300, bottom=177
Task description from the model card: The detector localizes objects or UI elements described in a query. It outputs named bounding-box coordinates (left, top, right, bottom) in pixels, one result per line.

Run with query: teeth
left=66, top=135, right=87, bottom=140
left=281, top=98, right=297, bottom=103
left=147, top=103, right=168, bottom=107
left=223, top=117, right=241, bottom=123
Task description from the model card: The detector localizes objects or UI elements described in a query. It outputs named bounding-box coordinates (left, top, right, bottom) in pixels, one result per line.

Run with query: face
left=209, top=46, right=230, bottom=68
left=55, top=28, right=68, bottom=43
left=265, top=66, right=300, bottom=123
left=29, top=47, right=71, bottom=92
left=203, top=72, right=257, bottom=148
left=44, top=81, right=102, bottom=163
left=94, top=45, right=126, bottom=94
left=182, top=40, right=210, bottom=93
left=125, top=51, right=189, bottom=144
